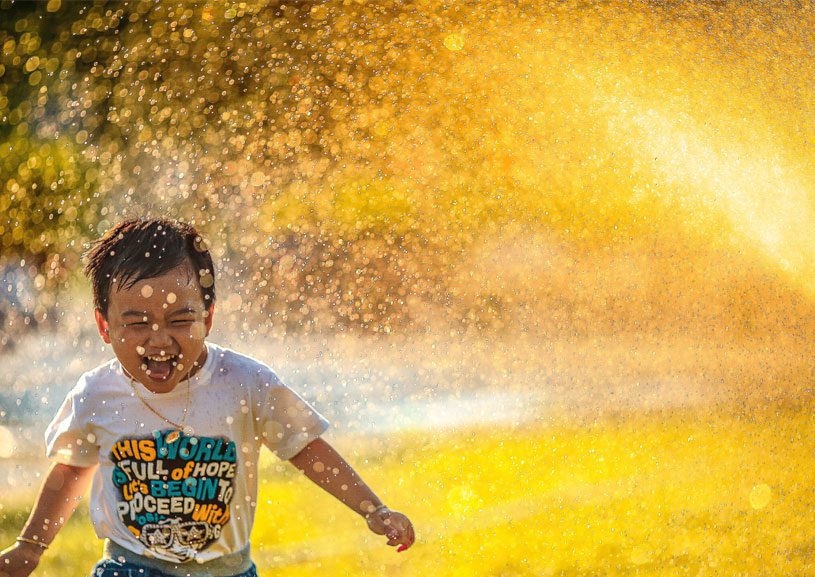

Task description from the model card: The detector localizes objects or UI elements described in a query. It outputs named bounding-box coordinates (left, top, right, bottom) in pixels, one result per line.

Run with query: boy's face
left=94, top=263, right=214, bottom=394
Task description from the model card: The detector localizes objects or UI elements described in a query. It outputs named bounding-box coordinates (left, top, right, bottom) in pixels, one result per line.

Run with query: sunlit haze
left=1, top=2, right=814, bottom=576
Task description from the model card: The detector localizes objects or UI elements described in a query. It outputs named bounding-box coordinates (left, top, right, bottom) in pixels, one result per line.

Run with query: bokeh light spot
left=444, top=33, right=465, bottom=51
left=0, top=425, right=15, bottom=458
left=750, top=484, right=772, bottom=510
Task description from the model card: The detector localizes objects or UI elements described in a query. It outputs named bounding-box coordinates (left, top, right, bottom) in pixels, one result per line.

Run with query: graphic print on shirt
left=110, top=430, right=237, bottom=562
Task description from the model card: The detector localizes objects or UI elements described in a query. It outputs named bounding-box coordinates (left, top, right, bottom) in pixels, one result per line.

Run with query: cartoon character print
left=110, top=430, right=237, bottom=562
left=139, top=518, right=221, bottom=561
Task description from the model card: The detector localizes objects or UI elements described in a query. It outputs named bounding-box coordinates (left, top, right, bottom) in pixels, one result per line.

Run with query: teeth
left=147, top=355, right=174, bottom=362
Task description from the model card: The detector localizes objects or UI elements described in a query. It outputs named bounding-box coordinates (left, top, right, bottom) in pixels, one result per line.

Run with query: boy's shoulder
left=76, top=357, right=123, bottom=389
left=204, top=341, right=284, bottom=385
left=61, top=357, right=124, bottom=407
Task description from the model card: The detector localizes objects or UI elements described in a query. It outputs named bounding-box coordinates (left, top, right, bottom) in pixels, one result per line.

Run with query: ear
left=94, top=309, right=112, bottom=344
left=204, top=304, right=214, bottom=336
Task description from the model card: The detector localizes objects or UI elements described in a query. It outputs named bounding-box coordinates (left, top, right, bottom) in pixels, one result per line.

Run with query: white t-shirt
left=45, top=342, right=330, bottom=564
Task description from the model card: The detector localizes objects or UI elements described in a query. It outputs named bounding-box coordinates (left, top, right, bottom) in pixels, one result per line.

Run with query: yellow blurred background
left=2, top=1, right=815, bottom=575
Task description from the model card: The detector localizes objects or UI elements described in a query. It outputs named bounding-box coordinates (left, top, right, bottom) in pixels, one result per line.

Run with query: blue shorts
left=90, top=559, right=258, bottom=577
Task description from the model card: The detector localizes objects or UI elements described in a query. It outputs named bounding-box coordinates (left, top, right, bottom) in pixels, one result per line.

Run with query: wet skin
left=94, top=264, right=214, bottom=394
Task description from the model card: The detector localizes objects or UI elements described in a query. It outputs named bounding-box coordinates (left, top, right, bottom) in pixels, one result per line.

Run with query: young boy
left=0, top=218, right=414, bottom=577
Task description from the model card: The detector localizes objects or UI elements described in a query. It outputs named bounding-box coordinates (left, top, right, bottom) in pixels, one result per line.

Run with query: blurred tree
left=0, top=1, right=104, bottom=266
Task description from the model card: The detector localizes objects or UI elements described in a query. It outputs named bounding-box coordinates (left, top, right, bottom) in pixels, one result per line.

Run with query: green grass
left=3, top=402, right=813, bottom=576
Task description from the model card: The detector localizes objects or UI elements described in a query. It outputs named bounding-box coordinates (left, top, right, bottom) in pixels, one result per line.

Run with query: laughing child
left=0, top=218, right=414, bottom=577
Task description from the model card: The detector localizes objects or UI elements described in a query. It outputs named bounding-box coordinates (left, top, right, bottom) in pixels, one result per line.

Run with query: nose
left=147, top=323, right=175, bottom=350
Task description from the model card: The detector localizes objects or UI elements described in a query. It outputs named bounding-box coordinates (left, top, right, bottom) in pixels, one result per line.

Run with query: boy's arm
left=0, top=462, right=96, bottom=577
left=287, top=437, right=414, bottom=552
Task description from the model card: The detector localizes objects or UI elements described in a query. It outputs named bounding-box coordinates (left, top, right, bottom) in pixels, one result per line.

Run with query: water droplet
left=750, top=484, right=772, bottom=509
left=0, top=426, right=16, bottom=458
left=140, top=285, right=153, bottom=298
left=444, top=33, right=465, bottom=51
left=310, top=5, right=328, bottom=20
left=250, top=172, right=266, bottom=187
left=193, top=237, right=208, bottom=252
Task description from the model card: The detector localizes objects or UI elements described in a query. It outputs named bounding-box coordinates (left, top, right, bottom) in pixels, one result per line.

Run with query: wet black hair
left=83, top=218, right=216, bottom=318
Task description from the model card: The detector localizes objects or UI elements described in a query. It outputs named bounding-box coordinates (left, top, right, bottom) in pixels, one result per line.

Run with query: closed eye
left=172, top=319, right=195, bottom=325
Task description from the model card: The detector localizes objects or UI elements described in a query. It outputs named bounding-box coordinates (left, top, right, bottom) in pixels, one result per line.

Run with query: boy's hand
left=365, top=507, right=415, bottom=552
left=0, top=541, right=45, bottom=577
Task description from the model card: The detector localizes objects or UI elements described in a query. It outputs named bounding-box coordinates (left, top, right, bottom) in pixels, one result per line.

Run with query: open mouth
left=142, top=353, right=181, bottom=381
